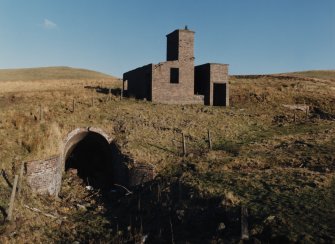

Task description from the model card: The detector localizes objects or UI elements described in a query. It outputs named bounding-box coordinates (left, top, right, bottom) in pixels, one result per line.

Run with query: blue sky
left=0, top=0, right=334, bottom=77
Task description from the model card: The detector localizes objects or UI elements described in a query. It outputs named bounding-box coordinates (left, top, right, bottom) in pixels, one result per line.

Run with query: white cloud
left=43, top=19, right=57, bottom=29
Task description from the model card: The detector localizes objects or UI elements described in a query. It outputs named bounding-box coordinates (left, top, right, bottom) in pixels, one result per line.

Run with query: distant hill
left=282, top=70, right=335, bottom=81
left=0, top=66, right=116, bottom=81
left=233, top=70, right=335, bottom=82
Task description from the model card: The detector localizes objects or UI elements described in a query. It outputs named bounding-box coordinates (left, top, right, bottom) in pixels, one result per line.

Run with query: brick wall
left=195, top=63, right=229, bottom=106
left=166, top=30, right=179, bottom=61
left=166, top=29, right=195, bottom=62
left=123, top=64, right=153, bottom=100
left=151, top=29, right=203, bottom=104
left=24, top=128, right=155, bottom=196
left=209, top=64, right=229, bottom=106
left=25, top=156, right=62, bottom=195
left=209, top=63, right=229, bottom=82
left=129, top=162, right=155, bottom=186
left=177, top=30, right=195, bottom=62
left=195, top=64, right=211, bottom=104
left=151, top=60, right=203, bottom=104
left=122, top=28, right=229, bottom=106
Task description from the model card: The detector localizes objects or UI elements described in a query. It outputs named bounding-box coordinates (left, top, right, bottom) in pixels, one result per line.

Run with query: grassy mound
left=283, top=70, right=335, bottom=81
left=0, top=66, right=116, bottom=81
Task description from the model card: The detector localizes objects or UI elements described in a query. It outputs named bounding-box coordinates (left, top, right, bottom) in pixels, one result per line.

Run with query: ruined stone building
left=123, top=28, right=229, bottom=106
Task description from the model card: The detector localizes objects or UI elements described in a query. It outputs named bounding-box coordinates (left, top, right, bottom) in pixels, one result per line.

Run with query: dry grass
left=0, top=69, right=334, bottom=242
left=0, top=66, right=115, bottom=82
left=283, top=70, right=335, bottom=81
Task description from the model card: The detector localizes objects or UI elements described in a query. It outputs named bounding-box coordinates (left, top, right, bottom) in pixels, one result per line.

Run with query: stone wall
left=110, top=142, right=156, bottom=187
left=166, top=29, right=195, bottom=62
left=195, top=64, right=211, bottom=104
left=151, top=60, right=203, bottom=104
left=129, top=162, right=155, bottom=186
left=24, top=128, right=155, bottom=196
left=123, top=28, right=230, bottom=106
left=211, top=64, right=229, bottom=107
left=166, top=30, right=179, bottom=61
left=151, top=29, right=203, bottom=104
left=209, top=64, right=229, bottom=106
left=123, top=64, right=153, bottom=100
left=177, top=30, right=195, bottom=62
left=25, top=156, right=62, bottom=195
left=123, top=29, right=204, bottom=105
left=195, top=63, right=229, bottom=106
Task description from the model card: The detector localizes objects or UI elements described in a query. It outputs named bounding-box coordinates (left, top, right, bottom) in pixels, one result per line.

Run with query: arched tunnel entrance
left=64, top=129, right=114, bottom=191
left=24, top=127, right=154, bottom=196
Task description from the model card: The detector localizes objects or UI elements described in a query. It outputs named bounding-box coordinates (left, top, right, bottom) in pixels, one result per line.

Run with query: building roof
left=196, top=63, right=230, bottom=67
left=166, top=28, right=195, bottom=37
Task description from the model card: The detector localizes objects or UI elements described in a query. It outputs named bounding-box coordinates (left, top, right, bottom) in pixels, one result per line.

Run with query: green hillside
left=0, top=66, right=116, bottom=81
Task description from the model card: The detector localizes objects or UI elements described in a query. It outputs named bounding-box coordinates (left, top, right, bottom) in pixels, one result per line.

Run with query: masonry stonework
left=25, top=156, right=62, bottom=195
left=123, top=27, right=229, bottom=106
left=25, top=128, right=155, bottom=196
left=195, top=63, right=229, bottom=106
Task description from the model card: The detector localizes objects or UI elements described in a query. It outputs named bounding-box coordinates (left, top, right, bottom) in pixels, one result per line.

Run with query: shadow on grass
left=194, top=170, right=335, bottom=243
left=0, top=206, right=7, bottom=223
left=53, top=177, right=242, bottom=243
left=46, top=170, right=335, bottom=243
left=146, top=143, right=179, bottom=156
left=84, top=85, right=122, bottom=96
left=1, top=170, right=13, bottom=188
left=213, top=140, right=241, bottom=156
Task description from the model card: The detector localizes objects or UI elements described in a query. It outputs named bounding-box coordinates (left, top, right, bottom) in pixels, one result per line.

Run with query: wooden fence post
left=7, top=175, right=19, bottom=221
left=39, top=104, right=43, bottom=121
left=91, top=89, right=95, bottom=107
left=182, top=132, right=187, bottom=157
left=207, top=129, right=212, bottom=150
left=306, top=106, right=309, bottom=120
left=72, top=99, right=75, bottom=112
left=241, top=206, right=249, bottom=240
left=17, top=163, right=24, bottom=196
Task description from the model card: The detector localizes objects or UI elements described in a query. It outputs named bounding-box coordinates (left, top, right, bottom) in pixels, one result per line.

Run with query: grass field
left=0, top=66, right=115, bottom=82
left=283, top=70, right=335, bottom=81
left=0, top=68, right=334, bottom=242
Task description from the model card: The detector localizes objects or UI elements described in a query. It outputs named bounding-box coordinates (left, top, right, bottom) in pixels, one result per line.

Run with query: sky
left=0, top=0, right=334, bottom=77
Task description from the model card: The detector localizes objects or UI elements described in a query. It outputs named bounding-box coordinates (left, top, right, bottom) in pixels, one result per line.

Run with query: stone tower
left=166, top=28, right=195, bottom=63
left=166, top=28, right=195, bottom=96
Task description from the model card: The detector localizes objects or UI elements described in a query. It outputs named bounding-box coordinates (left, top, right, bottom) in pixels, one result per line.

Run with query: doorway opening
left=213, top=83, right=227, bottom=106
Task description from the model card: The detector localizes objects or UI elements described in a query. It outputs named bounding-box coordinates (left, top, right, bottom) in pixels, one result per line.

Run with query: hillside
left=0, top=66, right=116, bottom=81
left=282, top=70, right=335, bottom=81
left=0, top=70, right=334, bottom=242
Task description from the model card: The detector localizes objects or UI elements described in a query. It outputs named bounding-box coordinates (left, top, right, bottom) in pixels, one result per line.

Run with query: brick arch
left=25, top=127, right=154, bottom=196
left=62, top=127, right=112, bottom=166
left=62, top=127, right=114, bottom=190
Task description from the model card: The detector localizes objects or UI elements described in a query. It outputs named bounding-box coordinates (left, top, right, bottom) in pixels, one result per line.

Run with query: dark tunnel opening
left=65, top=132, right=114, bottom=191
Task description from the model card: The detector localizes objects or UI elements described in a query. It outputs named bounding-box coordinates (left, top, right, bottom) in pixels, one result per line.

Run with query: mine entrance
left=65, top=131, right=113, bottom=190
left=213, top=83, right=227, bottom=106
